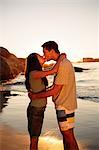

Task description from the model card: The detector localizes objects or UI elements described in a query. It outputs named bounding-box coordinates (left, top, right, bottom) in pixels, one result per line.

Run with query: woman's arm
left=32, top=69, right=56, bottom=79
left=32, top=53, right=66, bottom=79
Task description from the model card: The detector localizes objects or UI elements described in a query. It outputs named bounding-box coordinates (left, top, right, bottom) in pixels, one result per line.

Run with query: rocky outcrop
left=83, top=58, right=99, bottom=62
left=74, top=67, right=89, bottom=72
left=0, top=57, right=13, bottom=80
left=0, top=47, right=25, bottom=82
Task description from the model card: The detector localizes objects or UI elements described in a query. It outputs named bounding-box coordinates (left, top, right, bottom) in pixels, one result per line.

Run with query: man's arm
left=32, top=69, right=55, bottom=79
left=46, top=85, right=54, bottom=91
left=29, top=84, right=63, bottom=100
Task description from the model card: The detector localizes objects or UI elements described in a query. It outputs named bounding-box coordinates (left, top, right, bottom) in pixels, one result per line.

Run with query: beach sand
left=0, top=92, right=99, bottom=150
left=0, top=124, right=29, bottom=150
left=0, top=124, right=86, bottom=150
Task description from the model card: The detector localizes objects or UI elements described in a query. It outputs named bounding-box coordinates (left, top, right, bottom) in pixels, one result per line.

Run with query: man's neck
left=52, top=53, right=60, bottom=61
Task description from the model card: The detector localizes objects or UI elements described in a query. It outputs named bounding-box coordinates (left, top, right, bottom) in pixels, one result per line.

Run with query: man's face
left=43, top=48, right=52, bottom=61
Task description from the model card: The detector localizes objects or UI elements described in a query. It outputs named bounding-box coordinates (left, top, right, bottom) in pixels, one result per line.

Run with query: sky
left=0, top=0, right=99, bottom=61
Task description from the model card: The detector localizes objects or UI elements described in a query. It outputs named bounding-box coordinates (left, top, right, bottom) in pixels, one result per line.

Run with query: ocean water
left=1, top=62, right=99, bottom=103
left=74, top=62, right=99, bottom=103
left=0, top=62, right=99, bottom=150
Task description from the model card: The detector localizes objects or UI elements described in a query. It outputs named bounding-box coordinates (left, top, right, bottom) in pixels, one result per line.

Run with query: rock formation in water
left=0, top=47, right=25, bottom=81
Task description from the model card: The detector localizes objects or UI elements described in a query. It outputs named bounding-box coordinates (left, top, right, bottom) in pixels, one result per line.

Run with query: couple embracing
left=25, top=41, right=79, bottom=150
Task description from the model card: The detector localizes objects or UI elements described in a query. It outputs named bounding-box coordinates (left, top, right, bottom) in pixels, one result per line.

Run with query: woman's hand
left=28, top=91, right=37, bottom=100
left=59, top=53, right=67, bottom=61
left=52, top=53, right=67, bottom=73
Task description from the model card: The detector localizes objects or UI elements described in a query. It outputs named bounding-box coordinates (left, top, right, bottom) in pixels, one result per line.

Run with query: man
left=29, top=41, right=79, bottom=150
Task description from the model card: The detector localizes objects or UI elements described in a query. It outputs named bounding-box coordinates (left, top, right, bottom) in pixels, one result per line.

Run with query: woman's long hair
left=25, top=53, right=48, bottom=91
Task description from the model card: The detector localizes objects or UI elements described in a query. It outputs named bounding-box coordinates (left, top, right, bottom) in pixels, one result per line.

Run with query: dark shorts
left=56, top=109, right=75, bottom=131
left=27, top=104, right=46, bottom=138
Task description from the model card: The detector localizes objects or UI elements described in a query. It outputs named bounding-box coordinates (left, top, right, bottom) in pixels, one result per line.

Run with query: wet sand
left=0, top=124, right=86, bottom=150
left=0, top=124, right=29, bottom=150
left=0, top=92, right=99, bottom=150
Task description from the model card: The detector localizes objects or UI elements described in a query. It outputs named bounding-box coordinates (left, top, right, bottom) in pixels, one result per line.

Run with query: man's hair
left=41, top=41, right=60, bottom=54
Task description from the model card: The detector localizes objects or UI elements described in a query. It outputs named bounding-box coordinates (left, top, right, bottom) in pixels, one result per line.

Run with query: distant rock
left=74, top=67, right=89, bottom=72
left=0, top=47, right=25, bottom=82
left=83, top=57, right=99, bottom=62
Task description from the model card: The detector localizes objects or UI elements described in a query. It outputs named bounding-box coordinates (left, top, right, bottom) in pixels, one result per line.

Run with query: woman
left=25, top=53, right=65, bottom=150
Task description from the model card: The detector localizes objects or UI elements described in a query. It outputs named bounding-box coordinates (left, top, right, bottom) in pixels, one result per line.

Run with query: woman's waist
left=30, top=98, right=47, bottom=107
left=30, top=88, right=46, bottom=93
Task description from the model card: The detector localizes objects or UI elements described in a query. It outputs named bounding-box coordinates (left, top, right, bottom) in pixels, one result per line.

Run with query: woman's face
left=36, top=54, right=46, bottom=66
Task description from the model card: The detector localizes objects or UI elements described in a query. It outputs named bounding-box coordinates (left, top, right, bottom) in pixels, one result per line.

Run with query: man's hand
left=28, top=91, right=37, bottom=100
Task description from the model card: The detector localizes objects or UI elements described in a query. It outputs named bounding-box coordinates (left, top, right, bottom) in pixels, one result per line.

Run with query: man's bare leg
left=61, top=128, right=79, bottom=150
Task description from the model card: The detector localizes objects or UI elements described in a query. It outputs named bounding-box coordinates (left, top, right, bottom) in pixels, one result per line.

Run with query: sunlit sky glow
left=0, top=0, right=99, bottom=61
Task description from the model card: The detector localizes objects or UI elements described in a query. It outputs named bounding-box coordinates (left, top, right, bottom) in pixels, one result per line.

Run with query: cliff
left=0, top=47, right=25, bottom=82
